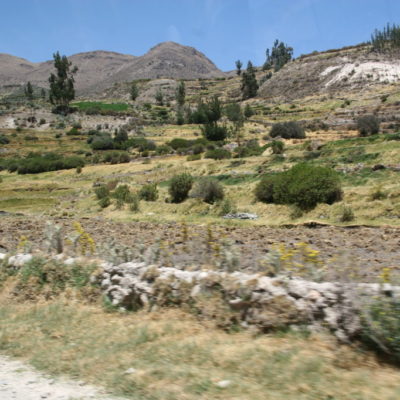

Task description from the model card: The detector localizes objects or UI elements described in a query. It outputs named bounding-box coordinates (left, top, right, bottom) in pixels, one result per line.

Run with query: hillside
left=259, top=44, right=400, bottom=101
left=0, top=42, right=224, bottom=95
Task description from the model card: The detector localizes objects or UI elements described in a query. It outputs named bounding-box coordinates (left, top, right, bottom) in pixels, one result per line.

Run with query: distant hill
left=258, top=44, right=400, bottom=101
left=0, top=42, right=224, bottom=95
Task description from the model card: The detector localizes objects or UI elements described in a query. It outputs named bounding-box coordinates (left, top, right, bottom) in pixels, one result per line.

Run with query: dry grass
left=0, top=295, right=400, bottom=400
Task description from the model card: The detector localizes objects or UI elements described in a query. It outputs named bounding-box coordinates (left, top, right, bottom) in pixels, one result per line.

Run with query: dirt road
left=0, top=355, right=124, bottom=400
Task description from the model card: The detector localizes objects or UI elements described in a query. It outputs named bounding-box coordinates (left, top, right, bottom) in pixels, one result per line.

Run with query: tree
left=24, top=81, right=34, bottom=101
left=155, top=88, right=164, bottom=105
left=176, top=80, right=186, bottom=107
left=371, top=23, right=400, bottom=52
left=235, top=60, right=243, bottom=76
left=225, top=103, right=244, bottom=146
left=40, top=88, right=46, bottom=100
left=241, top=61, right=259, bottom=100
left=263, top=39, right=293, bottom=71
left=130, top=82, right=139, bottom=101
left=48, top=51, right=78, bottom=114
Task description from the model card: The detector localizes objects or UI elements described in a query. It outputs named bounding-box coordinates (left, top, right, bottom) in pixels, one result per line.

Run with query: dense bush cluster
left=255, top=163, right=342, bottom=210
left=269, top=121, right=305, bottom=139
left=0, top=152, right=85, bottom=174
left=138, top=183, right=158, bottom=201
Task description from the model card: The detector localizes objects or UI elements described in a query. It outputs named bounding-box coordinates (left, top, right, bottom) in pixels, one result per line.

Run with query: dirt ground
left=0, top=355, right=124, bottom=400
left=1, top=215, right=399, bottom=280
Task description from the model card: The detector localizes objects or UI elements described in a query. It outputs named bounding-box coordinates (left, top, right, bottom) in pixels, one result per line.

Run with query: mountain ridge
left=0, top=42, right=224, bottom=95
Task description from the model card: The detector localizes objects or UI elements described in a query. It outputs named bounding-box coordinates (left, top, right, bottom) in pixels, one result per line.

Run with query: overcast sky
left=1, top=0, right=399, bottom=70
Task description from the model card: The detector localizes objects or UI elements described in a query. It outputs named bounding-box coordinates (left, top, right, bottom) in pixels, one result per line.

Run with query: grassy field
left=1, top=125, right=399, bottom=226
left=0, top=296, right=399, bottom=400
left=72, top=101, right=131, bottom=112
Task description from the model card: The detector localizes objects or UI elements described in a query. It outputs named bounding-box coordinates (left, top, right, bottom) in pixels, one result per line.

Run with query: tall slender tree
left=235, top=60, right=243, bottom=76
left=48, top=51, right=78, bottom=114
left=24, top=81, right=34, bottom=101
left=130, top=82, right=139, bottom=101
left=241, top=61, right=259, bottom=100
left=176, top=80, right=186, bottom=107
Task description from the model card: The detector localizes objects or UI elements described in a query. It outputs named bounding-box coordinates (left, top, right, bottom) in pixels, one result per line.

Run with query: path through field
left=0, top=355, right=124, bottom=400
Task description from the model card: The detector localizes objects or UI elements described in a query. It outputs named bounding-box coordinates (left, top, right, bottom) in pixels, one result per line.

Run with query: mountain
left=0, top=42, right=224, bottom=95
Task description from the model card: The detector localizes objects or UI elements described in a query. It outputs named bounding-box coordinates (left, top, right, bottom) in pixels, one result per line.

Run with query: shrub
left=89, top=132, right=114, bottom=150
left=94, top=185, right=110, bottom=200
left=0, top=134, right=9, bottom=144
left=254, top=175, right=277, bottom=203
left=128, top=193, right=140, bottom=212
left=102, top=151, right=130, bottom=164
left=361, top=296, right=400, bottom=363
left=371, top=186, right=387, bottom=200
left=168, top=138, right=192, bottom=150
left=205, top=148, right=231, bottom=160
left=11, top=153, right=85, bottom=174
left=271, top=140, right=284, bottom=154
left=39, top=118, right=46, bottom=125
left=190, top=177, right=224, bottom=204
left=138, top=183, right=158, bottom=201
left=155, top=144, right=173, bottom=155
left=191, top=144, right=205, bottom=155
left=112, top=185, right=131, bottom=203
left=255, top=163, right=342, bottom=210
left=338, top=205, right=355, bottom=222
left=218, top=197, right=237, bottom=215
left=270, top=121, right=305, bottom=139
left=273, top=163, right=342, bottom=210
left=169, top=173, right=193, bottom=203
left=66, top=127, right=81, bottom=136
left=98, top=196, right=111, bottom=209
left=357, top=115, right=380, bottom=136
left=201, top=123, right=228, bottom=141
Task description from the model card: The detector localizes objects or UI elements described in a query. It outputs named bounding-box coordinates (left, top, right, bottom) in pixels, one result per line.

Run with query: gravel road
left=0, top=355, right=124, bottom=400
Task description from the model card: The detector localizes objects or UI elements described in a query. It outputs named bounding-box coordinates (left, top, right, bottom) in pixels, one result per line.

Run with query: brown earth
left=1, top=216, right=399, bottom=280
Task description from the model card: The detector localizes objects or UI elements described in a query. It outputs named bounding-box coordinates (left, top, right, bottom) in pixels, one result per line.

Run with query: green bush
left=98, top=196, right=111, bottom=209
left=201, top=122, right=228, bottom=141
left=7, top=153, right=85, bottom=174
left=270, top=121, right=305, bottom=139
left=139, top=183, right=158, bottom=201
left=169, top=173, right=194, bottom=203
left=66, top=127, right=81, bottom=136
left=155, top=144, right=173, bottom=155
left=112, top=185, right=131, bottom=203
left=94, top=185, right=110, bottom=200
left=102, top=151, right=130, bottom=164
left=255, top=163, right=342, bottom=210
left=271, top=140, right=285, bottom=154
left=357, top=115, right=380, bottom=136
left=89, top=132, right=114, bottom=150
left=205, top=148, right=231, bottom=160
left=0, top=134, right=9, bottom=144
left=190, top=177, right=224, bottom=204
left=254, top=175, right=277, bottom=203
left=361, top=296, right=400, bottom=363
left=168, top=138, right=192, bottom=150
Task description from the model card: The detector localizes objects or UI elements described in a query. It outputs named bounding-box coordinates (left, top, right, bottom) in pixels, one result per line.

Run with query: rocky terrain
left=259, top=44, right=400, bottom=101
left=0, top=216, right=398, bottom=278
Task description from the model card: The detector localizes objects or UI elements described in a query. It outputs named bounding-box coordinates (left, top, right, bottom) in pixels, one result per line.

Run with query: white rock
left=216, top=380, right=231, bottom=388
